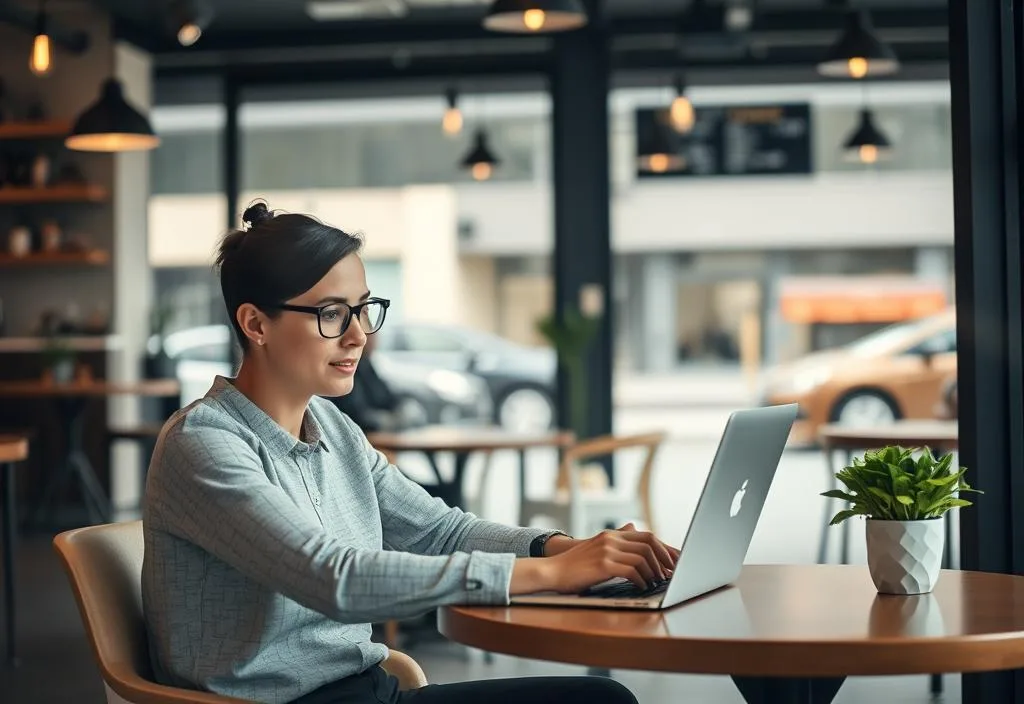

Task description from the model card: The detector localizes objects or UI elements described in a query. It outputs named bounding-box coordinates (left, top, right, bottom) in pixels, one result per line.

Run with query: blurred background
left=0, top=0, right=1005, bottom=702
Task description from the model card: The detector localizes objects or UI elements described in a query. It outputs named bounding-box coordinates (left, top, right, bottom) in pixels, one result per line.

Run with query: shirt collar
left=210, top=376, right=328, bottom=456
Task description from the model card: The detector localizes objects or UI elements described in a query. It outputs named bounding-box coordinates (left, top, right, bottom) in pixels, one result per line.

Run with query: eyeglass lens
left=319, top=301, right=386, bottom=337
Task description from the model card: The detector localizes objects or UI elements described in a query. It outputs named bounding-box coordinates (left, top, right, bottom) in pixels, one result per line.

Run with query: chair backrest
left=554, top=432, right=668, bottom=531
left=555, top=432, right=667, bottom=491
left=53, top=521, right=248, bottom=704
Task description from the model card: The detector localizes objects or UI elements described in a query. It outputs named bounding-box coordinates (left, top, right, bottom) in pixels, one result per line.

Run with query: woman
left=141, top=201, right=677, bottom=704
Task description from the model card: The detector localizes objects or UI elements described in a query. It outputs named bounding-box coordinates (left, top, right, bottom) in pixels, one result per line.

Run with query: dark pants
left=291, top=666, right=639, bottom=704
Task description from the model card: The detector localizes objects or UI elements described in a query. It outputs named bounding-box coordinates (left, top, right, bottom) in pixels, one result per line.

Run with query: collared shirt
left=142, top=376, right=551, bottom=704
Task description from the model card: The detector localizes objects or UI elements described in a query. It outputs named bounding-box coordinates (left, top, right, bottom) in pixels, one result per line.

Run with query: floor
left=1, top=397, right=963, bottom=703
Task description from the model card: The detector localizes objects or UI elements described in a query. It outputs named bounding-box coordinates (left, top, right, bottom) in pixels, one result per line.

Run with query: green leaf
left=821, top=489, right=858, bottom=502
left=829, top=509, right=860, bottom=525
left=867, top=487, right=893, bottom=507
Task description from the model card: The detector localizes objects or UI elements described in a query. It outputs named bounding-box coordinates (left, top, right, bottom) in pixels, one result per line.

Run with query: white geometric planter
left=865, top=518, right=945, bottom=595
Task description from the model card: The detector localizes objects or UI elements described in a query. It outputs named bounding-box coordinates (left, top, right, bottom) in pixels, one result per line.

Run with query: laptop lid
left=662, top=403, right=798, bottom=608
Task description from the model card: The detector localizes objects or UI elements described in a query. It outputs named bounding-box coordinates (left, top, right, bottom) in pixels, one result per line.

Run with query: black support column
left=550, top=0, right=613, bottom=464
left=949, top=0, right=1024, bottom=701
left=224, top=76, right=240, bottom=230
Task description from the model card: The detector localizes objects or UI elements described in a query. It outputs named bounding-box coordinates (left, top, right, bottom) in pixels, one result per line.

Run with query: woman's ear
left=236, top=303, right=267, bottom=347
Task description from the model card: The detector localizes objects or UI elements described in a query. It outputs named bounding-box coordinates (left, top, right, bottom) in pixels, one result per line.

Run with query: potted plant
left=536, top=305, right=600, bottom=440
left=42, top=337, right=77, bottom=384
left=822, top=445, right=981, bottom=595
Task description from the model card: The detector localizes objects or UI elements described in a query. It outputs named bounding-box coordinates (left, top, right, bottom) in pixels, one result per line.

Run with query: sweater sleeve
left=146, top=419, right=523, bottom=623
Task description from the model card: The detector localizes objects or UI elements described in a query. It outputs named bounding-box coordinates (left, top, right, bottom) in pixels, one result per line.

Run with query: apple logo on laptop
left=729, top=480, right=749, bottom=518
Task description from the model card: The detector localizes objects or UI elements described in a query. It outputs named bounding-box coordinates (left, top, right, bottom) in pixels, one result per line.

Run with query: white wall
left=109, top=40, right=154, bottom=511
left=455, top=171, right=954, bottom=255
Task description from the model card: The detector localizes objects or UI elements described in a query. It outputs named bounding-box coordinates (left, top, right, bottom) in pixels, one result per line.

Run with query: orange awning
left=779, top=277, right=948, bottom=324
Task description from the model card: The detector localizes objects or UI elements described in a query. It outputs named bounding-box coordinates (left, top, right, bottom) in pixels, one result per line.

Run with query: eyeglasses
left=269, top=297, right=390, bottom=339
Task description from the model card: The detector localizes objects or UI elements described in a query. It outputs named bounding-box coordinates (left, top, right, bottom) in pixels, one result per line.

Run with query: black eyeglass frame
left=267, top=297, right=391, bottom=339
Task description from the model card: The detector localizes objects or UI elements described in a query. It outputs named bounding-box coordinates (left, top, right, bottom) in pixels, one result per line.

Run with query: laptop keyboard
left=579, top=578, right=670, bottom=600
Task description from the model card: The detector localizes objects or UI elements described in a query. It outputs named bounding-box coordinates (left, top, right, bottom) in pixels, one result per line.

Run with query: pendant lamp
left=483, top=0, right=587, bottom=33
left=818, top=10, right=899, bottom=79
left=461, top=130, right=500, bottom=181
left=843, top=108, right=892, bottom=164
left=638, top=121, right=684, bottom=174
left=66, top=78, right=161, bottom=152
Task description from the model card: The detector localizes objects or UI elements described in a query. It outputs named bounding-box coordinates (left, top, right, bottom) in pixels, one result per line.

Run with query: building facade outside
left=148, top=80, right=954, bottom=376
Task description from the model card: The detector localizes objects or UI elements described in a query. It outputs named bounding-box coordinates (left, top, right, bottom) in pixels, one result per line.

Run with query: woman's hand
left=511, top=523, right=680, bottom=595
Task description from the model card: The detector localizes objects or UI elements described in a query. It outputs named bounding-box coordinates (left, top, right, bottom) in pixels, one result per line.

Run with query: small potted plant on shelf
left=823, top=445, right=981, bottom=595
left=42, top=336, right=77, bottom=384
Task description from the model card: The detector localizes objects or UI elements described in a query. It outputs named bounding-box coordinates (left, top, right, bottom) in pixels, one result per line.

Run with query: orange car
left=759, top=308, right=957, bottom=446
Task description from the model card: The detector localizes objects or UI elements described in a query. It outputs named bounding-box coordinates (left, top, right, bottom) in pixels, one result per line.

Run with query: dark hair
left=215, top=200, right=363, bottom=351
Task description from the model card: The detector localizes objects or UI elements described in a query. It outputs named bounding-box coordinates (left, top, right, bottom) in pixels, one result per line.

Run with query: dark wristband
left=529, top=531, right=570, bottom=557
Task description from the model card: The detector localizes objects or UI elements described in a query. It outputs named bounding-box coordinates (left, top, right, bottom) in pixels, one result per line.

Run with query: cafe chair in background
left=53, top=521, right=428, bottom=704
left=515, top=431, right=668, bottom=538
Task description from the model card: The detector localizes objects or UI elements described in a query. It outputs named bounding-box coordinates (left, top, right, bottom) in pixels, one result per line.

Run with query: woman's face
left=262, top=253, right=370, bottom=399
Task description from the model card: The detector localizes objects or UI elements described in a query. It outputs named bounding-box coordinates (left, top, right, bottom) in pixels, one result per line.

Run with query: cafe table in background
left=0, top=376, right=179, bottom=526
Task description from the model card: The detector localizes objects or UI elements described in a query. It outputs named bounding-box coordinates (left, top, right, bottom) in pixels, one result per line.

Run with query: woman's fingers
left=611, top=536, right=665, bottom=581
left=614, top=529, right=676, bottom=574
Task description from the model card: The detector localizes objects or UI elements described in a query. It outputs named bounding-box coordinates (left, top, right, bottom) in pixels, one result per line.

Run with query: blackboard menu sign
left=636, top=103, right=813, bottom=178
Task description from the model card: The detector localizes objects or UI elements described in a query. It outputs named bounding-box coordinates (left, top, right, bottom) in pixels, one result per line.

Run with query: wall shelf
left=0, top=120, right=72, bottom=140
left=0, top=335, right=122, bottom=353
left=0, top=185, right=108, bottom=204
left=0, top=250, right=109, bottom=267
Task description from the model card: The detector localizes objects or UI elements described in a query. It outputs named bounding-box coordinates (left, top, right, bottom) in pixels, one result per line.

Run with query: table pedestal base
left=732, top=676, right=845, bottom=704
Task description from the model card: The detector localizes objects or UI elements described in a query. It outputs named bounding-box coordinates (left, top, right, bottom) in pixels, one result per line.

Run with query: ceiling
left=84, top=0, right=948, bottom=87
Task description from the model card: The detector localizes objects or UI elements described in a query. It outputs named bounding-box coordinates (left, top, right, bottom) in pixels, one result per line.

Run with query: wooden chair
left=516, top=432, right=668, bottom=537
left=53, top=521, right=428, bottom=704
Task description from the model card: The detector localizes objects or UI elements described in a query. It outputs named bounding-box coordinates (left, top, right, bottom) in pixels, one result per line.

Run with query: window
left=909, top=329, right=957, bottom=356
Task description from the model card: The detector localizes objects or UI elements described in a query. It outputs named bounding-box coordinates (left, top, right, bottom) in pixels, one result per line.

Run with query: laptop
left=510, top=403, right=798, bottom=611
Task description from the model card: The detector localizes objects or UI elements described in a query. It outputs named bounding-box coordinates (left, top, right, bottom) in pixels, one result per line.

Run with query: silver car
left=153, top=325, right=492, bottom=428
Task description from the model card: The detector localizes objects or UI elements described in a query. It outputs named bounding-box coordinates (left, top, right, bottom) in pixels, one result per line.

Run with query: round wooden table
left=440, top=564, right=1024, bottom=704
left=367, top=426, right=574, bottom=510
left=818, top=420, right=959, bottom=453
left=0, top=434, right=29, bottom=666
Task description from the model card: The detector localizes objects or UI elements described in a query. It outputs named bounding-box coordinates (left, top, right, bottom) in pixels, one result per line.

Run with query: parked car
left=154, top=324, right=492, bottom=428
left=372, top=322, right=557, bottom=432
left=759, top=308, right=957, bottom=446
left=934, top=375, right=958, bottom=420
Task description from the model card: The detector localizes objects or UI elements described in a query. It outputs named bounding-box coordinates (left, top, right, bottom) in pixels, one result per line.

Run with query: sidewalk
left=614, top=367, right=757, bottom=409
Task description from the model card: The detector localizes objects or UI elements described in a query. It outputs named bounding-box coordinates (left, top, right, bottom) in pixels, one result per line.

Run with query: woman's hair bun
left=241, top=200, right=272, bottom=230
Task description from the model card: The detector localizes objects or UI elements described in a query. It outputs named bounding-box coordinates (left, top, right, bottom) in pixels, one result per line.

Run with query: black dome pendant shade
left=483, top=0, right=587, bottom=33
left=638, top=122, right=684, bottom=174
left=66, top=78, right=161, bottom=152
left=843, top=108, right=892, bottom=164
left=818, top=10, right=899, bottom=78
left=460, top=129, right=500, bottom=180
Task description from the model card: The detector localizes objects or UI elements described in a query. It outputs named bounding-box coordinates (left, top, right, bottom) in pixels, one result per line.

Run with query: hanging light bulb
left=460, top=129, right=500, bottom=181
left=170, top=0, right=211, bottom=47
left=30, top=4, right=52, bottom=76
left=670, top=75, right=695, bottom=133
left=483, top=0, right=587, bottom=34
left=442, top=88, right=463, bottom=136
left=842, top=108, right=893, bottom=164
left=818, top=10, right=899, bottom=79
left=523, top=8, right=546, bottom=30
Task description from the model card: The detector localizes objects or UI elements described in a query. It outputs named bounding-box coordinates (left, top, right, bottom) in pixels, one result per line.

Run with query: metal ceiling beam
left=146, top=6, right=948, bottom=69
left=153, top=37, right=948, bottom=85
